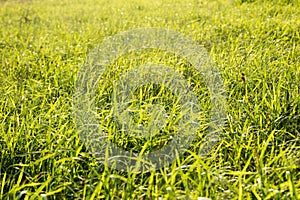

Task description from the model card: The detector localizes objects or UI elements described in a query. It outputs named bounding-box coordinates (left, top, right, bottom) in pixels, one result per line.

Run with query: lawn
left=0, top=0, right=299, bottom=199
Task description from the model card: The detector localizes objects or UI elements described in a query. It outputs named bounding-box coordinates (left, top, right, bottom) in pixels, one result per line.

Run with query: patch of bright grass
left=0, top=0, right=299, bottom=199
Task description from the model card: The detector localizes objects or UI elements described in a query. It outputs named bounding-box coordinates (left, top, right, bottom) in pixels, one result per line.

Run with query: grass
left=0, top=0, right=299, bottom=199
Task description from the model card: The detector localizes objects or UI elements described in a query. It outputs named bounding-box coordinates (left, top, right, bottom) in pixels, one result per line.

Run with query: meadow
left=0, top=0, right=299, bottom=199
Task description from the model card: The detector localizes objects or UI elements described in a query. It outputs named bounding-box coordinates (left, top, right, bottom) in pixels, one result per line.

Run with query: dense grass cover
left=0, top=0, right=299, bottom=199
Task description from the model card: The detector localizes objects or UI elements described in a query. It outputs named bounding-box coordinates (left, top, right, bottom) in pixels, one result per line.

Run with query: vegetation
left=0, top=0, right=299, bottom=199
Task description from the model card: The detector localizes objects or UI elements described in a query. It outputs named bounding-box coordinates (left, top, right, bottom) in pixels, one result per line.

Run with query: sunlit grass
left=0, top=0, right=299, bottom=199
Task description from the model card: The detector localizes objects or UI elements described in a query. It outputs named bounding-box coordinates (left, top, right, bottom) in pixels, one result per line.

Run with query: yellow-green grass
left=0, top=0, right=299, bottom=199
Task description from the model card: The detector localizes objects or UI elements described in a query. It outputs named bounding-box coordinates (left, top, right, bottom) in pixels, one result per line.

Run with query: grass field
left=0, top=0, right=300, bottom=199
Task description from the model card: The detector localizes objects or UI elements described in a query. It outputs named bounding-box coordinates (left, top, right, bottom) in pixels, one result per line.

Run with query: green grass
left=0, top=0, right=299, bottom=199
